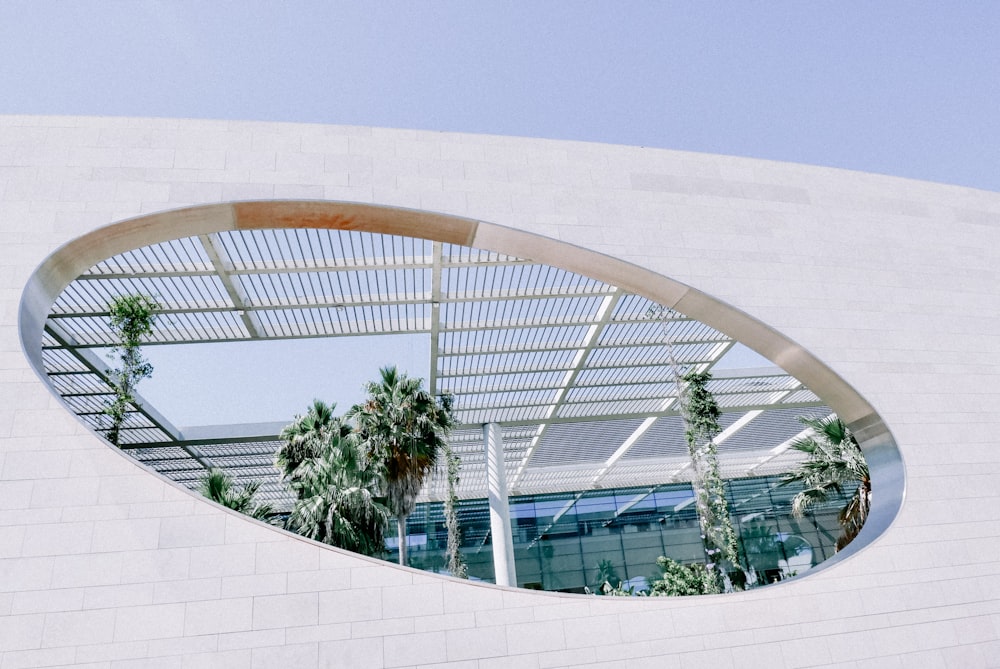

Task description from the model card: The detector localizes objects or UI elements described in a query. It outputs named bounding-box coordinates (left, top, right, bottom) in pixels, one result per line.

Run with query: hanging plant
left=681, top=369, right=740, bottom=591
left=443, top=440, right=468, bottom=578
left=648, top=305, right=741, bottom=592
left=103, top=294, right=159, bottom=447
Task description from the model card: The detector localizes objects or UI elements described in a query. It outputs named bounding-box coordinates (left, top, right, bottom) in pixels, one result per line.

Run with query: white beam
left=484, top=422, right=516, bottom=587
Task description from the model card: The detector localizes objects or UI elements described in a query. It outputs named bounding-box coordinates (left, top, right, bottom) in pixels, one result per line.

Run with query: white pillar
left=483, top=422, right=517, bottom=587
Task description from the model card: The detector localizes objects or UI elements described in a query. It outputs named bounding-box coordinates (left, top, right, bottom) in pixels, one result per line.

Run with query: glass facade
left=389, top=475, right=850, bottom=593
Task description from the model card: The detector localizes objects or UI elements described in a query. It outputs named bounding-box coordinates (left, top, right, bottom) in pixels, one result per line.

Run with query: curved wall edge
left=21, top=201, right=903, bottom=576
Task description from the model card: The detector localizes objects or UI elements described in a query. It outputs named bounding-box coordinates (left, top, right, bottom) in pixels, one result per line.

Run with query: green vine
left=682, top=370, right=721, bottom=443
left=681, top=370, right=740, bottom=592
left=443, top=440, right=468, bottom=578
left=103, top=294, right=159, bottom=447
left=647, top=304, right=741, bottom=592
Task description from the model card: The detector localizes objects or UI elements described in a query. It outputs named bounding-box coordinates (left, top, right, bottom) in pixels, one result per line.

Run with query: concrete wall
left=1, top=115, right=999, bottom=668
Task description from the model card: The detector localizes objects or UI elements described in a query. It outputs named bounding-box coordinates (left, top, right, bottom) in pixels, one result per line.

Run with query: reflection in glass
left=390, top=474, right=851, bottom=593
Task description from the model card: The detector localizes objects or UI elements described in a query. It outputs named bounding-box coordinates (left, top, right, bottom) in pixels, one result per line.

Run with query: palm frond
left=782, top=416, right=871, bottom=550
left=283, top=427, right=389, bottom=556
left=198, top=467, right=272, bottom=521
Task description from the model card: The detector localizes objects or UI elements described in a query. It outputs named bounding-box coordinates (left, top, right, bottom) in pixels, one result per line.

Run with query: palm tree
left=199, top=468, right=273, bottom=521
left=781, top=415, right=871, bottom=551
left=275, top=400, right=389, bottom=556
left=285, top=428, right=389, bottom=556
left=350, top=366, right=455, bottom=566
left=275, top=400, right=350, bottom=482
left=593, top=558, right=622, bottom=593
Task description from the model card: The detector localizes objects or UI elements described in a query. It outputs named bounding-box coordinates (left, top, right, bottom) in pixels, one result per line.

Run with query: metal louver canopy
left=41, top=227, right=828, bottom=508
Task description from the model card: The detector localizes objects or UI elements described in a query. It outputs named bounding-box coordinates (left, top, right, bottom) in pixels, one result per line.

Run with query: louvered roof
left=41, top=228, right=828, bottom=508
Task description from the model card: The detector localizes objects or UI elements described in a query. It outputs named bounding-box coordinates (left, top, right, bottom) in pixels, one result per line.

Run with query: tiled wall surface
left=2, top=115, right=999, bottom=668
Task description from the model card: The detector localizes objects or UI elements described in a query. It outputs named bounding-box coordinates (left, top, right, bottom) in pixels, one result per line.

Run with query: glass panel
left=397, top=475, right=853, bottom=593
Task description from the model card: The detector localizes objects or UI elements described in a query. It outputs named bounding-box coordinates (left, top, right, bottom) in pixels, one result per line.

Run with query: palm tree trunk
left=397, top=514, right=408, bottom=566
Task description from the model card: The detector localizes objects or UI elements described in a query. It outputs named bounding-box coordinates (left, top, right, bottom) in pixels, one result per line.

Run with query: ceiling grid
left=42, top=227, right=828, bottom=507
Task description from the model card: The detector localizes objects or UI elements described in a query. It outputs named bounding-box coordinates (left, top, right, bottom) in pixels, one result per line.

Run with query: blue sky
left=5, top=2, right=998, bottom=426
left=135, top=335, right=431, bottom=429
left=3, top=2, right=998, bottom=191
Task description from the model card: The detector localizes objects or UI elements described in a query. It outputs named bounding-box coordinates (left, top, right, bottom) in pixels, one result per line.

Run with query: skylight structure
left=40, top=227, right=829, bottom=509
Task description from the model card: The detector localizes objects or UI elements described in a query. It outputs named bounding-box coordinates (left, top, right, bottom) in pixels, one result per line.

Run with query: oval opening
left=20, top=201, right=904, bottom=594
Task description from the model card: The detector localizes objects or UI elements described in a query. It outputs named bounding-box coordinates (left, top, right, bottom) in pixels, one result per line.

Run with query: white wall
left=1, top=115, right=999, bottom=668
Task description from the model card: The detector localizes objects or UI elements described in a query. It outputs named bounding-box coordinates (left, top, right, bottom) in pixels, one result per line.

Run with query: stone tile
left=381, top=583, right=444, bottom=619
left=184, top=597, right=253, bottom=636
left=188, top=544, right=255, bottom=579
left=383, top=631, right=447, bottom=667
left=255, top=541, right=319, bottom=575
left=317, top=637, right=382, bottom=669
left=252, top=592, right=318, bottom=630
left=120, top=548, right=189, bottom=584
left=153, top=578, right=221, bottom=604
left=0, top=646, right=77, bottom=669
left=318, top=587, right=382, bottom=624
left=221, top=573, right=287, bottom=598
left=446, top=625, right=508, bottom=662
left=41, top=608, right=116, bottom=647
left=91, top=518, right=161, bottom=553
left=10, top=586, right=83, bottom=614
left=251, top=642, right=319, bottom=669
left=286, top=568, right=350, bottom=593
left=181, top=649, right=251, bottom=669
left=51, top=553, right=120, bottom=588
left=113, top=603, right=186, bottom=642
left=216, top=628, right=285, bottom=651
left=284, top=622, right=351, bottom=645
left=505, top=619, right=566, bottom=655
left=0, top=612, right=45, bottom=651
left=83, top=583, right=154, bottom=609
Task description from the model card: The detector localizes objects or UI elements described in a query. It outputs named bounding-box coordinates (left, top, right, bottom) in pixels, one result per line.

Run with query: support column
left=483, top=422, right=517, bottom=587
